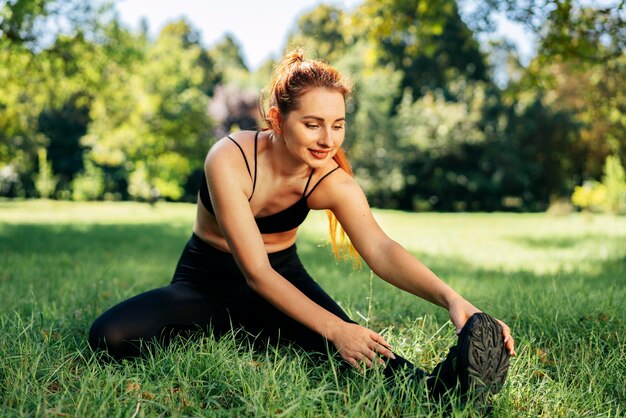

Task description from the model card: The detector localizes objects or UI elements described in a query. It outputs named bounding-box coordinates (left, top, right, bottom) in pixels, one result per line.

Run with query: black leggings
left=89, top=233, right=423, bottom=378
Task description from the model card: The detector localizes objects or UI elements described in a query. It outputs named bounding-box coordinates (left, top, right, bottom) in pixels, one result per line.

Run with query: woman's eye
left=305, top=124, right=319, bottom=129
left=333, top=125, right=344, bottom=130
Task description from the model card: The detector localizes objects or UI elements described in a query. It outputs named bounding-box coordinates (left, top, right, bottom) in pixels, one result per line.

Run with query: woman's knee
left=88, top=315, right=141, bottom=360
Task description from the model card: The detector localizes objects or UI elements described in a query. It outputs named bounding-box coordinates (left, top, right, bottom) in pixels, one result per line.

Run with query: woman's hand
left=330, top=323, right=396, bottom=369
left=448, top=296, right=516, bottom=356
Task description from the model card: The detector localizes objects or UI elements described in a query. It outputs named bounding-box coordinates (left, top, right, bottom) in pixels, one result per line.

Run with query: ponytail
left=328, top=148, right=361, bottom=268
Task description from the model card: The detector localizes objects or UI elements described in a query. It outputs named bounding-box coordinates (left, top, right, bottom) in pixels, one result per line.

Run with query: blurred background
left=1, top=0, right=624, bottom=214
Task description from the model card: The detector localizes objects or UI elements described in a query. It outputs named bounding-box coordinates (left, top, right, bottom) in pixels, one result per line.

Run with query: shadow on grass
left=506, top=233, right=625, bottom=250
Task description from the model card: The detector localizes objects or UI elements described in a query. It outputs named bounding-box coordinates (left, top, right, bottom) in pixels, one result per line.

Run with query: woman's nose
left=318, top=128, right=334, bottom=148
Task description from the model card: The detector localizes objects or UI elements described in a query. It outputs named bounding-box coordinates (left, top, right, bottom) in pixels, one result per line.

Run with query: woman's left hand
left=448, top=296, right=516, bottom=356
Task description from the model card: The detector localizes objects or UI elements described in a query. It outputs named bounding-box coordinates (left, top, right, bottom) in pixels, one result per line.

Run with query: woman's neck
left=266, top=131, right=312, bottom=178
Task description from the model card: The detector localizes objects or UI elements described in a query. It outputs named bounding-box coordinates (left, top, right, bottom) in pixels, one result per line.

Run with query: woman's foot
left=427, top=313, right=510, bottom=409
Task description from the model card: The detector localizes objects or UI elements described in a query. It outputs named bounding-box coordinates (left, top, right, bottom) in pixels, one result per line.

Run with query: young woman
left=89, top=49, right=515, bottom=404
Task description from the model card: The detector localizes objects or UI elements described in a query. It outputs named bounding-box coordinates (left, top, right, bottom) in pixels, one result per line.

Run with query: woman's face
left=279, top=87, right=346, bottom=168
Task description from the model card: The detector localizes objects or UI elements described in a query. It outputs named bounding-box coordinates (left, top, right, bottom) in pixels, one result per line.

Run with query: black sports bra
left=199, top=131, right=340, bottom=234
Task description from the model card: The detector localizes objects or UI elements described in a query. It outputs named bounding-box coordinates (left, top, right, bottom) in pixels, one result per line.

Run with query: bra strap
left=227, top=135, right=251, bottom=178
left=305, top=166, right=341, bottom=199
left=301, top=169, right=315, bottom=197
left=227, top=131, right=260, bottom=201
left=251, top=131, right=259, bottom=198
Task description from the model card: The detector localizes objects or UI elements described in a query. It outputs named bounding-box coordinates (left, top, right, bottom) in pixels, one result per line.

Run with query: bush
left=602, top=155, right=626, bottom=215
left=571, top=155, right=626, bottom=215
left=71, top=158, right=104, bottom=201
left=34, top=148, right=58, bottom=199
left=571, top=181, right=606, bottom=212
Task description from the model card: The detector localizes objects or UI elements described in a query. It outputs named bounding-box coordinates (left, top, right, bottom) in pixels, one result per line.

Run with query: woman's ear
left=267, top=106, right=282, bottom=134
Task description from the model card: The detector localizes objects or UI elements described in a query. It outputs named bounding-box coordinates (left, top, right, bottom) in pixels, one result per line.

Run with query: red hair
left=261, top=48, right=360, bottom=266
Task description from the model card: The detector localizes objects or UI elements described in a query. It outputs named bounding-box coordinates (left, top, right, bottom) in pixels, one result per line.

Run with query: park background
left=1, top=0, right=625, bottom=213
left=1, top=0, right=625, bottom=416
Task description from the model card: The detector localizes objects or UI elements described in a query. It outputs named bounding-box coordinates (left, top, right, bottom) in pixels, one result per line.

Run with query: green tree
left=84, top=19, right=213, bottom=201
left=354, top=0, right=488, bottom=99
left=392, top=83, right=489, bottom=211
left=34, top=147, right=57, bottom=198
left=513, top=55, right=626, bottom=180
left=460, top=0, right=625, bottom=62
left=208, top=33, right=261, bottom=91
left=0, top=0, right=103, bottom=48
left=71, top=155, right=104, bottom=201
left=286, top=4, right=350, bottom=63
left=0, top=45, right=47, bottom=195
left=38, top=92, right=92, bottom=193
left=1, top=1, right=116, bottom=197
left=209, top=33, right=248, bottom=72
left=331, top=42, right=404, bottom=207
left=602, top=155, right=626, bottom=214
left=476, top=1, right=626, bottom=206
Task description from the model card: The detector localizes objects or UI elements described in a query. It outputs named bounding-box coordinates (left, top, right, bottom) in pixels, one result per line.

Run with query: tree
left=84, top=19, right=214, bottom=201
left=1, top=0, right=109, bottom=50
left=209, top=33, right=248, bottom=72
left=1, top=1, right=117, bottom=197
left=460, top=0, right=625, bottom=62
left=0, top=45, right=47, bottom=196
left=456, top=0, right=626, bottom=208
left=354, top=0, right=488, bottom=99
left=333, top=42, right=404, bottom=207
left=514, top=55, right=626, bottom=180
left=286, top=4, right=350, bottom=63
left=37, top=92, right=92, bottom=192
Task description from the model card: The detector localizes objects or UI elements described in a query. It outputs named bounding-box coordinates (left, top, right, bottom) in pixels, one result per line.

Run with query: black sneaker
left=427, top=313, right=510, bottom=410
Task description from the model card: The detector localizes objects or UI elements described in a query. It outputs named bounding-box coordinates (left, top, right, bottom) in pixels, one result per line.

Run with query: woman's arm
left=205, top=140, right=396, bottom=367
left=319, top=173, right=516, bottom=356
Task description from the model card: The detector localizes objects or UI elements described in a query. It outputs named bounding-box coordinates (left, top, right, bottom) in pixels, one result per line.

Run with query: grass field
left=1, top=200, right=625, bottom=417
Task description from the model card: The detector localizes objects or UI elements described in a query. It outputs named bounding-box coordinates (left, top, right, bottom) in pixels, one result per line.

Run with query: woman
left=89, top=50, right=515, bottom=404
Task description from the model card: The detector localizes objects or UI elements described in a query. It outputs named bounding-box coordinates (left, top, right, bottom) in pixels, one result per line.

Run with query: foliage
left=602, top=155, right=626, bottom=214
left=286, top=4, right=350, bottom=63
left=393, top=84, right=486, bottom=211
left=571, top=155, right=626, bottom=214
left=0, top=0, right=105, bottom=48
left=34, top=147, right=57, bottom=198
left=517, top=55, right=626, bottom=180
left=38, top=91, right=92, bottom=192
left=1, top=0, right=624, bottom=212
left=70, top=156, right=104, bottom=201
left=571, top=181, right=606, bottom=212
left=209, top=33, right=248, bottom=72
left=354, top=0, right=488, bottom=99
left=334, top=42, right=404, bottom=207
left=460, top=0, right=625, bottom=62
left=83, top=19, right=214, bottom=201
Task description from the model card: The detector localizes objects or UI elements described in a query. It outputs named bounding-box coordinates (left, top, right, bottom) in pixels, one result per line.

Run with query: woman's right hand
left=330, top=322, right=396, bottom=368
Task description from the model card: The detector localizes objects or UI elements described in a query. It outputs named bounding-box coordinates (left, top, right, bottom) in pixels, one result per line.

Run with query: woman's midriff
left=192, top=204, right=298, bottom=254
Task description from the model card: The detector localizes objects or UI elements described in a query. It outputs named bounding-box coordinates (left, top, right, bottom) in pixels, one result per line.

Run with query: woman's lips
left=309, top=149, right=330, bottom=159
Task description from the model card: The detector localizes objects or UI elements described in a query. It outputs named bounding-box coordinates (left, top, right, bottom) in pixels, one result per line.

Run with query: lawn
left=1, top=200, right=624, bottom=417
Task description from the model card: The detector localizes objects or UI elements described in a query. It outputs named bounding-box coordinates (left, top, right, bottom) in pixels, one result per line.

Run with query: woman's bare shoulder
left=206, top=130, right=261, bottom=163
left=307, top=166, right=363, bottom=210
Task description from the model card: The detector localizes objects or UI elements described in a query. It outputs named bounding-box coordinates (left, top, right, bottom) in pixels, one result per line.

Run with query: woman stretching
left=89, top=49, right=515, bottom=406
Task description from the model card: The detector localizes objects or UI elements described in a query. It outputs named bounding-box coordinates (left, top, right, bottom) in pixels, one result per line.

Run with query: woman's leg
left=236, top=248, right=427, bottom=379
left=89, top=233, right=247, bottom=360
left=89, top=282, right=232, bottom=360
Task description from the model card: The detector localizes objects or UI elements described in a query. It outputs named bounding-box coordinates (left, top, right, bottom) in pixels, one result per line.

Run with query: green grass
left=1, top=200, right=625, bottom=417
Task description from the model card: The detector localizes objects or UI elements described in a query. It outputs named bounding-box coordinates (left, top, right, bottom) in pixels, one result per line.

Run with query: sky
left=115, top=0, right=363, bottom=70
left=114, top=0, right=535, bottom=71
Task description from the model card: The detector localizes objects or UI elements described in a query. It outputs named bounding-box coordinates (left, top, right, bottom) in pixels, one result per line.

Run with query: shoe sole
left=456, top=313, right=510, bottom=405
